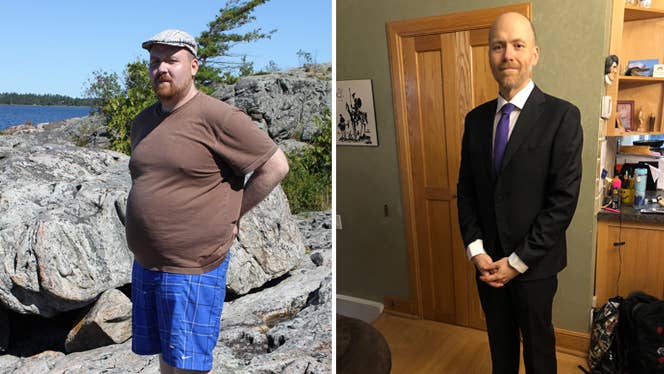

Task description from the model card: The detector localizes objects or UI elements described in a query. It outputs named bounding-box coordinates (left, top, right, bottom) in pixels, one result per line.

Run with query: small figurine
left=605, top=55, right=619, bottom=85
left=637, top=108, right=646, bottom=131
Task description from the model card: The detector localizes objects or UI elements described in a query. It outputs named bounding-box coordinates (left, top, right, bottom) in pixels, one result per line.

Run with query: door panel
left=470, top=29, right=499, bottom=108
left=406, top=35, right=457, bottom=322
left=403, top=29, right=492, bottom=325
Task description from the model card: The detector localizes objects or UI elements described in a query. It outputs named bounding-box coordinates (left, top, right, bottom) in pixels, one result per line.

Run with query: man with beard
left=457, top=13, right=582, bottom=373
left=125, top=29, right=289, bottom=374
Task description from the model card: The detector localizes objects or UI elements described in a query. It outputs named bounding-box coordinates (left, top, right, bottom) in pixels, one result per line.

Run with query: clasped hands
left=471, top=253, right=519, bottom=288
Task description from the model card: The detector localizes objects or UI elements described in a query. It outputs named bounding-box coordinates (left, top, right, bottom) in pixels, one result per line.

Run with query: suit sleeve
left=457, top=114, right=484, bottom=247
left=515, top=104, right=583, bottom=267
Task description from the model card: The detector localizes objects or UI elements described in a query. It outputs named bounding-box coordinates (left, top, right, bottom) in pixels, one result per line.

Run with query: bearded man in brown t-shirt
left=125, top=29, right=289, bottom=374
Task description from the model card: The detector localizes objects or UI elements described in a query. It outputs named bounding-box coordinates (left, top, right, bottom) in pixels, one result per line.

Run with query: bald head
left=489, top=12, right=537, bottom=46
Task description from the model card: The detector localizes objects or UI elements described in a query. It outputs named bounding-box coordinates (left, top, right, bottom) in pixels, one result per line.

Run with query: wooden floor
left=372, top=314, right=587, bottom=374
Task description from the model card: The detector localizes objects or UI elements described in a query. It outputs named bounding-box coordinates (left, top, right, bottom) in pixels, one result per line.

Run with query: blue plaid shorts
left=131, top=253, right=230, bottom=371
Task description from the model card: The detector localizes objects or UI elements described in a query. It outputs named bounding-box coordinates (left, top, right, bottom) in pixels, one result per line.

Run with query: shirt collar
left=496, top=80, right=535, bottom=113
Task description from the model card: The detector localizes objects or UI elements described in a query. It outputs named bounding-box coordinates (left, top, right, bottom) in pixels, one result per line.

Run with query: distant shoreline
left=0, top=92, right=94, bottom=107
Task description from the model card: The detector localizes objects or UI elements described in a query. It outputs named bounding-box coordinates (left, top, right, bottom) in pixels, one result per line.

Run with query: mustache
left=154, top=73, right=172, bottom=82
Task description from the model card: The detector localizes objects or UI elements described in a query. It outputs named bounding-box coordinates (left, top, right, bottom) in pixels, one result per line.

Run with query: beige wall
left=337, top=0, right=610, bottom=331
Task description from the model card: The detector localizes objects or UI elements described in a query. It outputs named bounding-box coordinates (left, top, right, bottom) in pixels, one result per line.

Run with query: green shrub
left=281, top=109, right=332, bottom=213
left=85, top=60, right=156, bottom=155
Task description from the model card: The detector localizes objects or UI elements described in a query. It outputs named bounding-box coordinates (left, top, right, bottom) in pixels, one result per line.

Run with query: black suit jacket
left=457, top=86, right=583, bottom=280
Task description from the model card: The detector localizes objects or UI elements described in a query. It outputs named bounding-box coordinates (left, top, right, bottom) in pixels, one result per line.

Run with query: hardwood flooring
left=372, top=313, right=587, bottom=374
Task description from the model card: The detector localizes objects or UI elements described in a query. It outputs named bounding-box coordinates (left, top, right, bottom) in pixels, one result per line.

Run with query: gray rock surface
left=65, top=289, right=132, bottom=353
left=293, top=211, right=332, bottom=271
left=227, top=187, right=305, bottom=295
left=278, top=139, right=312, bottom=156
left=0, top=138, right=132, bottom=317
left=0, top=212, right=331, bottom=373
left=215, top=66, right=332, bottom=144
left=0, top=350, right=65, bottom=373
left=1, top=114, right=109, bottom=149
left=294, top=211, right=332, bottom=253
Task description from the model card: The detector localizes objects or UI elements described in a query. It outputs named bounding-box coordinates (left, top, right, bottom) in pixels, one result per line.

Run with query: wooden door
left=401, top=32, right=468, bottom=323
left=386, top=4, right=530, bottom=328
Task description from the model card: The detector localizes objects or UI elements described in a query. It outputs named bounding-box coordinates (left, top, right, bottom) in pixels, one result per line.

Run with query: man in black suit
left=457, top=12, right=583, bottom=374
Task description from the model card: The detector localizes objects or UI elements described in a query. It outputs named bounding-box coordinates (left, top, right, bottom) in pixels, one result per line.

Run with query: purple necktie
left=493, top=103, right=516, bottom=173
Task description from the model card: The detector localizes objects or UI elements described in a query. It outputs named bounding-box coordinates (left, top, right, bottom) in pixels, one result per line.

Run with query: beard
left=492, top=64, right=532, bottom=94
left=152, top=74, right=191, bottom=102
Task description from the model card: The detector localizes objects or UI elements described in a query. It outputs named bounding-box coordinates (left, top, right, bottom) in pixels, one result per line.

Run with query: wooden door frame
left=385, top=3, right=531, bottom=319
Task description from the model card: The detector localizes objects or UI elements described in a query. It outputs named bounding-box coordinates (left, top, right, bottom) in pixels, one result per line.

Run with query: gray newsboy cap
left=142, top=29, right=197, bottom=57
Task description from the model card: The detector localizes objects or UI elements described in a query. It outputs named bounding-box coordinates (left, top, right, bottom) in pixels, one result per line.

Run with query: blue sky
left=0, top=0, right=331, bottom=98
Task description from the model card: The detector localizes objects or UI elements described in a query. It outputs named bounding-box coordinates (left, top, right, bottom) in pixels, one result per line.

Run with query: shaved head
left=489, top=12, right=537, bottom=46
left=488, top=12, right=540, bottom=100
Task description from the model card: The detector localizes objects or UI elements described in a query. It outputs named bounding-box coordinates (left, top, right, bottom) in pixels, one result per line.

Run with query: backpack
left=619, top=291, right=664, bottom=373
left=587, top=296, right=624, bottom=373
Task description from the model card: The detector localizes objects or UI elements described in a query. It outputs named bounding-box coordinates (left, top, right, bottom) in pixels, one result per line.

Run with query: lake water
left=0, top=104, right=92, bottom=130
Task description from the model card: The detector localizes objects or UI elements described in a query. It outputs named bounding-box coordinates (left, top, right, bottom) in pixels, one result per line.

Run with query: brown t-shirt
left=126, top=92, right=278, bottom=274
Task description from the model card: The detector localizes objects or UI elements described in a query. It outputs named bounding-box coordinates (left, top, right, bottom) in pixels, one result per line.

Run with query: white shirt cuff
left=508, top=252, right=529, bottom=273
left=466, top=239, right=486, bottom=260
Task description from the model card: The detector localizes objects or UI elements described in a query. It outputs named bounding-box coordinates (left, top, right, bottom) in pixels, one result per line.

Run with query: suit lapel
left=481, top=101, right=498, bottom=180
left=499, top=86, right=546, bottom=173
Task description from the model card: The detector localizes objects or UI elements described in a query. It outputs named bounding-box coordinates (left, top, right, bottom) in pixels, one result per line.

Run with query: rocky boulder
left=227, top=186, right=304, bottom=295
left=65, top=289, right=132, bottom=353
left=0, top=139, right=132, bottom=317
left=215, top=66, right=332, bottom=144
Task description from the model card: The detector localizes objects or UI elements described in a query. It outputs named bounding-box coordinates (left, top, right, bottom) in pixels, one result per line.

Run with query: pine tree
left=196, top=0, right=275, bottom=87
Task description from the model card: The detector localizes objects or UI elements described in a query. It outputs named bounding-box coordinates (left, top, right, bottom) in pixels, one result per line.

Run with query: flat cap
left=142, top=29, right=197, bottom=57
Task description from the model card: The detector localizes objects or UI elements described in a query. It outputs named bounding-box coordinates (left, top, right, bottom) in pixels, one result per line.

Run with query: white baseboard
left=336, top=294, right=384, bottom=323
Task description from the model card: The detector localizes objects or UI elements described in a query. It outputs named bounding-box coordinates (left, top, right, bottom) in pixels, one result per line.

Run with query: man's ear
left=532, top=45, right=540, bottom=67
left=191, top=56, right=199, bottom=76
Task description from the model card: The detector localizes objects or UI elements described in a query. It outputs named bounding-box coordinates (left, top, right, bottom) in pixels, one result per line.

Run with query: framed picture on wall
left=336, top=79, right=379, bottom=146
left=617, top=100, right=635, bottom=131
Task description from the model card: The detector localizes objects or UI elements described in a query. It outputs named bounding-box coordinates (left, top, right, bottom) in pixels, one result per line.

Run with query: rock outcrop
left=215, top=64, right=332, bottom=148
left=0, top=140, right=132, bottom=317
left=0, top=212, right=331, bottom=373
left=226, top=187, right=305, bottom=295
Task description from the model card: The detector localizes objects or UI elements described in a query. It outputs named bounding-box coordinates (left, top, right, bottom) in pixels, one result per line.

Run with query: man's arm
left=457, top=116, right=484, bottom=247
left=239, top=148, right=289, bottom=218
left=514, top=104, right=583, bottom=267
left=457, top=114, right=498, bottom=275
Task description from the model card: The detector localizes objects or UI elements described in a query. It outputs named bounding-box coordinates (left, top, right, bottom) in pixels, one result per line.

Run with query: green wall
left=337, top=0, right=610, bottom=332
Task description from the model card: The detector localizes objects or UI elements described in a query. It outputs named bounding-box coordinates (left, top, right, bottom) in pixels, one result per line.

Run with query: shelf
left=608, top=129, right=664, bottom=137
left=620, top=76, right=664, bottom=82
left=618, top=76, right=664, bottom=87
left=625, top=5, right=664, bottom=21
